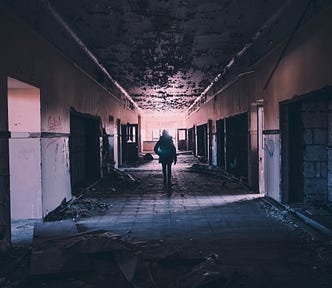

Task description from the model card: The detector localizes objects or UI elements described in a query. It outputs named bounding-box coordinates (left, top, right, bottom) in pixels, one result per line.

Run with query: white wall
left=8, top=85, right=42, bottom=219
left=9, top=137, right=42, bottom=219
left=41, top=137, right=71, bottom=216
left=1, top=9, right=141, bottom=216
left=264, top=134, right=281, bottom=202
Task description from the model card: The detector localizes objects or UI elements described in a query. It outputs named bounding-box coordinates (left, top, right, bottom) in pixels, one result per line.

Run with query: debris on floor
left=187, top=164, right=250, bottom=191
left=44, top=197, right=109, bottom=222
left=27, top=222, right=234, bottom=287
left=257, top=199, right=308, bottom=234
left=84, top=168, right=140, bottom=197
left=143, top=153, right=154, bottom=161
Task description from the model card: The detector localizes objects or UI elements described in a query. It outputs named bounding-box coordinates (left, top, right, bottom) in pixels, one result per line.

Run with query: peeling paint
left=3, top=0, right=330, bottom=112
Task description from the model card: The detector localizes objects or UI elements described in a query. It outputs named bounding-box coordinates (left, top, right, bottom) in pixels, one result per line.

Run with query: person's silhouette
left=154, top=130, right=177, bottom=185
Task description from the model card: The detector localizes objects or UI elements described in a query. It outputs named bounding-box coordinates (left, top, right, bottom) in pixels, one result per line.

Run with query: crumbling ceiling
left=3, top=0, right=332, bottom=112
left=48, top=0, right=283, bottom=112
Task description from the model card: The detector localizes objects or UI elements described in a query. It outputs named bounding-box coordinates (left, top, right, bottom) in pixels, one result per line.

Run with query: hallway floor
left=5, top=155, right=332, bottom=287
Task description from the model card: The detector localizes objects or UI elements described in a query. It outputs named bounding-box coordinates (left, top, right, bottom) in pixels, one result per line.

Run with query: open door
left=177, top=128, right=187, bottom=151
left=69, top=110, right=101, bottom=194
left=197, top=123, right=208, bottom=160
left=216, top=119, right=225, bottom=169
left=226, top=113, right=248, bottom=179
left=121, top=124, right=139, bottom=163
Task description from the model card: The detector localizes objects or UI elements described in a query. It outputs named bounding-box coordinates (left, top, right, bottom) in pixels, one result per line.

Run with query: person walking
left=154, top=130, right=177, bottom=185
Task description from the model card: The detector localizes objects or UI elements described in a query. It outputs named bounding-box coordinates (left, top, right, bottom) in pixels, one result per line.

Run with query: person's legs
left=162, top=162, right=167, bottom=184
left=167, top=162, right=172, bottom=185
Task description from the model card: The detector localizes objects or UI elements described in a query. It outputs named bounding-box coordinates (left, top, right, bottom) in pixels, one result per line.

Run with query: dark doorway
left=117, top=119, right=121, bottom=166
left=188, top=128, right=193, bottom=151
left=216, top=119, right=225, bottom=169
left=208, top=120, right=213, bottom=165
left=288, top=102, right=304, bottom=203
left=226, top=113, right=248, bottom=179
left=177, top=129, right=187, bottom=151
left=280, top=91, right=330, bottom=204
left=197, top=123, right=208, bottom=160
left=192, top=125, right=196, bottom=155
left=70, top=109, right=101, bottom=195
left=121, top=124, right=139, bottom=164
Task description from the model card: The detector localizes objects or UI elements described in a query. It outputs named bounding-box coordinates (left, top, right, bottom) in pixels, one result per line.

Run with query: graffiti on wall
left=264, top=138, right=275, bottom=158
left=48, top=115, right=62, bottom=131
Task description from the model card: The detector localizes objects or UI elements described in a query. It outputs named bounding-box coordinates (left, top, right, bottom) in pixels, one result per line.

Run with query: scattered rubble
left=27, top=222, right=230, bottom=287
left=44, top=197, right=109, bottom=222
left=256, top=199, right=314, bottom=238
left=43, top=161, right=162, bottom=221
left=84, top=168, right=140, bottom=197
left=143, top=153, right=154, bottom=161
left=187, top=164, right=250, bottom=191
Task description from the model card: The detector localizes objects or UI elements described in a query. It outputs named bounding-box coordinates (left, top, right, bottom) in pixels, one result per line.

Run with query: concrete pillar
left=328, top=99, right=332, bottom=202
left=0, top=73, right=11, bottom=250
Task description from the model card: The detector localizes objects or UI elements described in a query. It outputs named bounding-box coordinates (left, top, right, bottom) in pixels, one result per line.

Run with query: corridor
left=1, top=1, right=332, bottom=287
left=6, top=154, right=332, bottom=288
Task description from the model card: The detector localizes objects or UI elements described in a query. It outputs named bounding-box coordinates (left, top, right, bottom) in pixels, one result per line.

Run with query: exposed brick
left=302, top=100, right=327, bottom=112
left=302, top=111, right=327, bottom=128
left=328, top=112, right=332, bottom=133
left=328, top=186, right=332, bottom=201
left=328, top=172, right=332, bottom=187
left=320, top=161, right=328, bottom=178
left=303, top=145, right=327, bottom=162
left=313, top=128, right=327, bottom=145
left=328, top=133, right=332, bottom=146
left=328, top=149, right=332, bottom=162
left=303, top=161, right=315, bottom=178
left=328, top=99, right=332, bottom=110
left=304, top=194, right=326, bottom=203
left=304, top=129, right=313, bottom=145
left=314, top=162, right=321, bottom=178
left=303, top=178, right=327, bottom=196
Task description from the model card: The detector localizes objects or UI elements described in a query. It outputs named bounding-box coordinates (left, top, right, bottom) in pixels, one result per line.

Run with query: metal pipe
left=186, top=0, right=293, bottom=114
left=40, top=0, right=141, bottom=112
left=263, top=0, right=314, bottom=90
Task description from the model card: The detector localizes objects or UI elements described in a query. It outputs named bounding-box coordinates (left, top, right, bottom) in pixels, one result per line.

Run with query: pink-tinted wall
left=185, top=5, right=332, bottom=201
left=0, top=9, right=141, bottom=220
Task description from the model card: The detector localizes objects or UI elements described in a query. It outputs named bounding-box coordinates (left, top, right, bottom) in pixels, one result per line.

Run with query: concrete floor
left=7, top=154, right=332, bottom=287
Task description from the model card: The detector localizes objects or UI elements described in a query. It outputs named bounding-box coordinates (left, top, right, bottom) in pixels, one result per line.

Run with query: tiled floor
left=9, top=154, right=332, bottom=287
left=80, top=154, right=265, bottom=240
left=80, top=194, right=263, bottom=240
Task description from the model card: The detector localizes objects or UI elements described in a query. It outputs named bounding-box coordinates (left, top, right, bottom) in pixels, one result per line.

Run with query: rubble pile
left=257, top=200, right=302, bottom=231
left=85, top=169, right=140, bottom=197
left=187, top=164, right=250, bottom=191
left=44, top=197, right=109, bottom=222
left=27, top=222, right=234, bottom=288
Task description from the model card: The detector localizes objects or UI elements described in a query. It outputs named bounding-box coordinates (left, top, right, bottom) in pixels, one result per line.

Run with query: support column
left=0, top=73, right=11, bottom=250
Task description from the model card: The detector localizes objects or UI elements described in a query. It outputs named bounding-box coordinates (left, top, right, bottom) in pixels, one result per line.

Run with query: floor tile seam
left=192, top=192, right=217, bottom=235
left=113, top=195, right=131, bottom=223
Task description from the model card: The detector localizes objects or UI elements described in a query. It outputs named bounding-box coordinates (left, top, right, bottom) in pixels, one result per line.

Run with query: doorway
left=177, top=128, right=187, bottom=151
left=188, top=128, right=193, bottom=151
left=7, top=77, right=42, bottom=219
left=225, top=113, right=248, bottom=179
left=69, top=109, right=101, bottom=195
left=197, top=123, right=208, bottom=160
left=280, top=91, right=330, bottom=204
left=121, top=124, right=139, bottom=164
left=216, top=119, right=225, bottom=169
